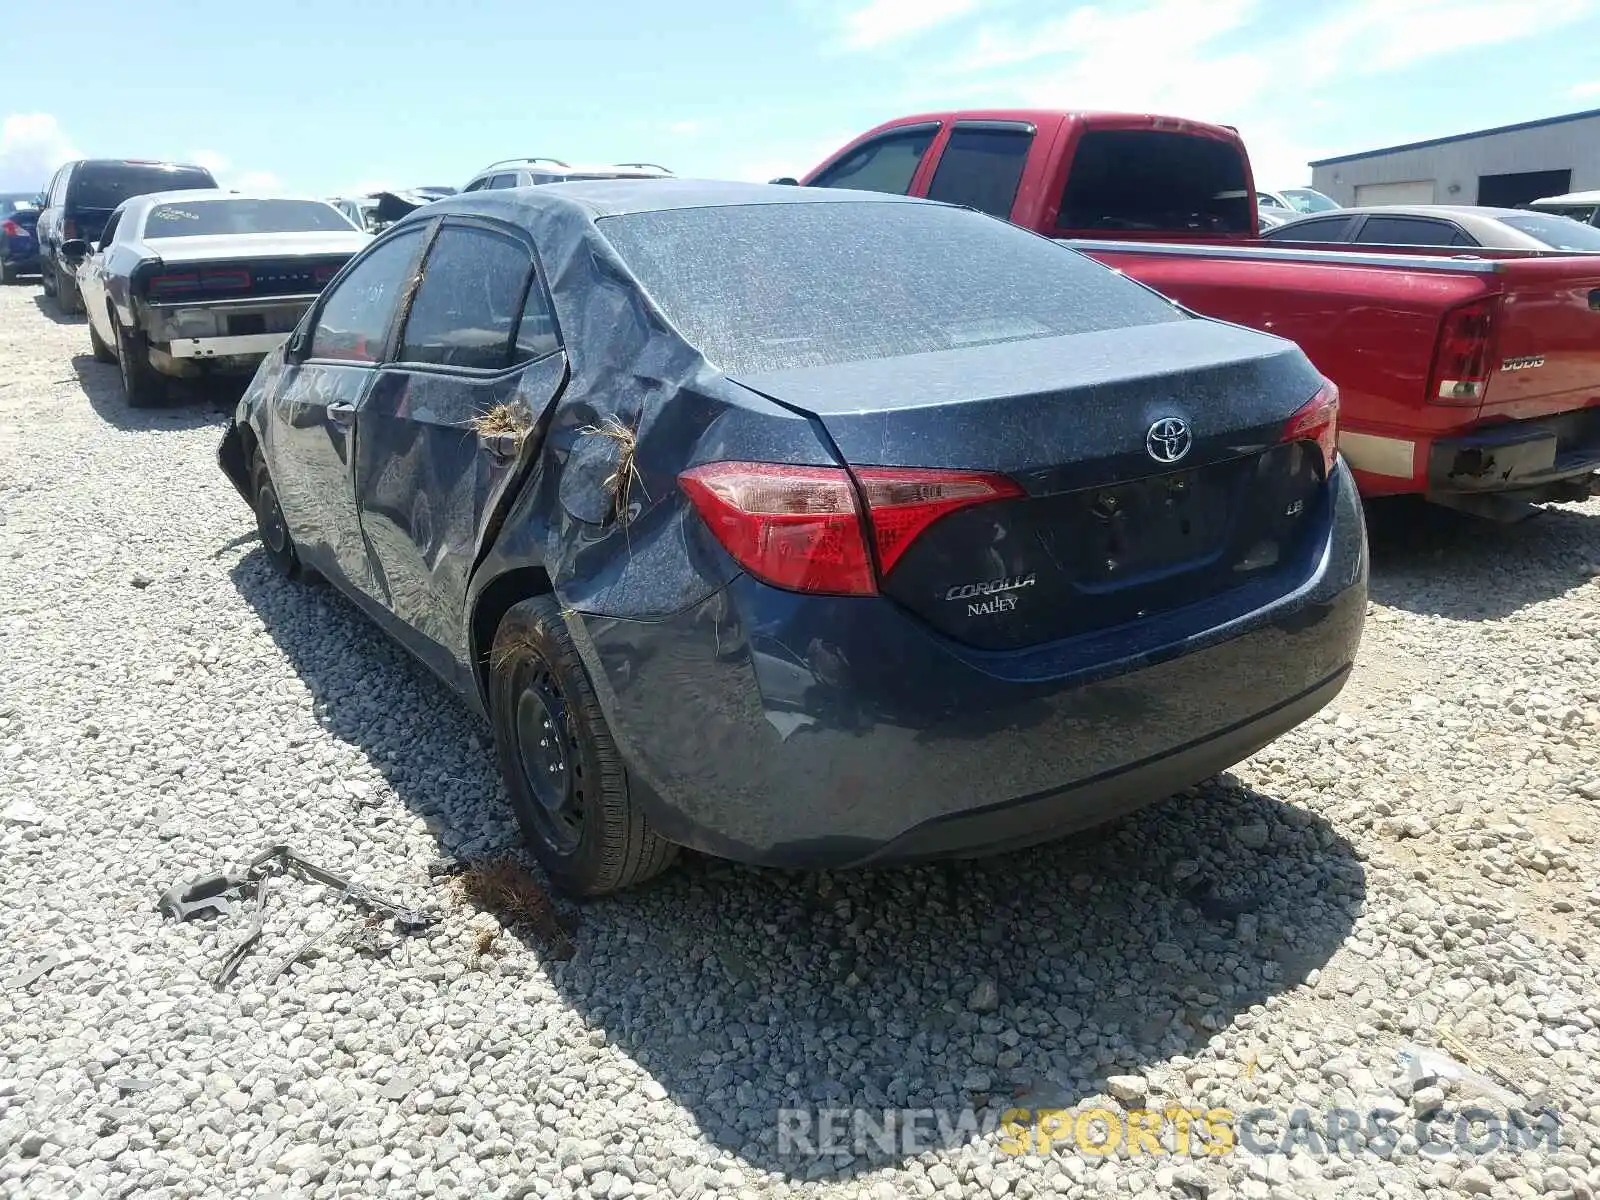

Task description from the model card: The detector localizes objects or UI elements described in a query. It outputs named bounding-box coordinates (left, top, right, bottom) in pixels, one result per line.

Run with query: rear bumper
left=1344, top=407, right=1600, bottom=499
left=572, top=463, right=1369, bottom=869
left=2, top=248, right=39, bottom=271
left=169, top=332, right=290, bottom=360
left=1425, top=408, right=1600, bottom=498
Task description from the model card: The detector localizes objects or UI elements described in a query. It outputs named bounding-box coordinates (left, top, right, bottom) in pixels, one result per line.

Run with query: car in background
left=1526, top=190, right=1600, bottom=228
left=1260, top=204, right=1600, bottom=252
left=217, top=179, right=1366, bottom=895
left=332, top=189, right=447, bottom=234
left=1, top=193, right=41, bottom=283
left=71, top=191, right=370, bottom=406
left=1256, top=205, right=1301, bottom=230
left=1257, top=187, right=1342, bottom=215
left=459, top=158, right=673, bottom=192
left=37, top=159, right=218, bottom=314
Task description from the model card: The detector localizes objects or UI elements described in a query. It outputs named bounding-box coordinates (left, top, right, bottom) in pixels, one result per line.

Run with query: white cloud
left=187, top=149, right=285, bottom=195
left=665, top=120, right=703, bottom=136
left=915, top=0, right=1600, bottom=188
left=1570, top=80, right=1600, bottom=100
left=839, top=0, right=986, bottom=50
left=0, top=113, right=79, bottom=191
left=1300, top=0, right=1599, bottom=79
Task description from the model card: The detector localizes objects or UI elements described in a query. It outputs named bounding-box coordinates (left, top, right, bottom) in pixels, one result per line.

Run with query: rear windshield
left=67, top=164, right=214, bottom=211
left=143, top=199, right=356, bottom=238
left=596, top=200, right=1186, bottom=374
left=1057, top=130, right=1251, bottom=234
left=1496, top=212, right=1600, bottom=252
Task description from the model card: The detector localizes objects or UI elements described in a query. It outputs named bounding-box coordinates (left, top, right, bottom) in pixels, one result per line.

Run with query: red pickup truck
left=797, top=110, right=1600, bottom=516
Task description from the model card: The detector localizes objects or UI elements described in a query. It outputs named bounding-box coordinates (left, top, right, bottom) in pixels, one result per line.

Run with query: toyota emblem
left=1145, top=417, right=1192, bottom=464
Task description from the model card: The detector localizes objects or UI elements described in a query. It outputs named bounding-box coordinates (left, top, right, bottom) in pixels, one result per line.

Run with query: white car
left=1256, top=187, right=1342, bottom=215
left=459, top=158, right=674, bottom=193
left=68, top=191, right=371, bottom=407
left=1526, top=190, right=1600, bottom=228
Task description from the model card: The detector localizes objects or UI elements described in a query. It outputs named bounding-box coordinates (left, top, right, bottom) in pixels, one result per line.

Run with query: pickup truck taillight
left=1428, top=297, right=1497, bottom=405
left=1282, top=383, right=1339, bottom=477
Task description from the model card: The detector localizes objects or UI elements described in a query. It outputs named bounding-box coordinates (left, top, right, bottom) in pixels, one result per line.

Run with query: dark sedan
left=219, top=180, right=1368, bottom=895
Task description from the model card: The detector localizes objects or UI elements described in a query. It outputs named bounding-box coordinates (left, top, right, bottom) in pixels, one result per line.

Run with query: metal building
left=1309, top=107, right=1600, bottom=209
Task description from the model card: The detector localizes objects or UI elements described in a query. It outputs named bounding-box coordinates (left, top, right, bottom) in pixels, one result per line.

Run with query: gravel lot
left=2, top=281, right=1598, bottom=1200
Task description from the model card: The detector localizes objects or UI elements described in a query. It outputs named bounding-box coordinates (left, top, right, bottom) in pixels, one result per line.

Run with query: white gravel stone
left=2, top=286, right=1599, bottom=1199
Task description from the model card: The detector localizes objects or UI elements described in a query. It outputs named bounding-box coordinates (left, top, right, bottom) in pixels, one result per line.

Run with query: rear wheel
left=250, top=448, right=308, bottom=581
left=54, top=263, right=81, bottom=314
left=115, top=319, right=164, bottom=408
left=489, top=597, right=678, bottom=896
left=89, top=312, right=115, bottom=363
left=0, top=261, right=15, bottom=285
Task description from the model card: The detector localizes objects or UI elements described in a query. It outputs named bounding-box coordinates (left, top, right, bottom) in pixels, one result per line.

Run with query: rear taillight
left=313, top=264, right=339, bottom=286
left=62, top=219, right=77, bottom=239
left=1428, top=296, right=1497, bottom=405
left=202, top=268, right=250, bottom=290
left=148, top=273, right=200, bottom=297
left=1, top=220, right=20, bottom=237
left=1281, top=383, right=1339, bottom=477
left=147, top=269, right=250, bottom=297
left=678, top=461, right=1023, bottom=596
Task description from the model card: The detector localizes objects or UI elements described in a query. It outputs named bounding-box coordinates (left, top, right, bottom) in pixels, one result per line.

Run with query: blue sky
left=3, top=0, right=1599, bottom=198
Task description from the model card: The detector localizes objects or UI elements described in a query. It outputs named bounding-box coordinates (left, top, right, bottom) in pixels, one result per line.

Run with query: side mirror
left=768, top=176, right=800, bottom=186
left=60, top=238, right=89, bottom=263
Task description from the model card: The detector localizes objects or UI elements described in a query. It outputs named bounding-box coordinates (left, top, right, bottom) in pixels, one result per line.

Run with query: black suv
left=37, top=159, right=217, bottom=313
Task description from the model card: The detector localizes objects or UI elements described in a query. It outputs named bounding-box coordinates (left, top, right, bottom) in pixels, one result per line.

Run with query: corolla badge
left=1146, top=417, right=1192, bottom=464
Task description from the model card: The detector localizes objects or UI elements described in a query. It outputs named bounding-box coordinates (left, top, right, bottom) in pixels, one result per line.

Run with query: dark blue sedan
left=218, top=180, right=1367, bottom=895
left=1, top=194, right=40, bottom=283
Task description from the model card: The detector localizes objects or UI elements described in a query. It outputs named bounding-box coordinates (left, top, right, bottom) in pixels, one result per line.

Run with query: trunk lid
left=133, top=233, right=370, bottom=302
left=1480, top=256, right=1600, bottom=418
left=733, top=320, right=1330, bottom=650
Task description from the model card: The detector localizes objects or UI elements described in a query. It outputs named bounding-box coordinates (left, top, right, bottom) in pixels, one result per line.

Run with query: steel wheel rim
left=257, top=484, right=290, bottom=556
left=514, top=667, right=582, bottom=853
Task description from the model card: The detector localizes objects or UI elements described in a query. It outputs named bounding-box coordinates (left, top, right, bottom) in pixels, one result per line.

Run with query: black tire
left=115, top=319, right=164, bottom=408
left=0, top=261, right=15, bottom=285
left=40, top=257, right=55, bottom=296
left=489, top=597, right=678, bottom=896
left=89, top=312, right=115, bottom=363
left=250, top=448, right=308, bottom=581
left=55, top=263, right=81, bottom=314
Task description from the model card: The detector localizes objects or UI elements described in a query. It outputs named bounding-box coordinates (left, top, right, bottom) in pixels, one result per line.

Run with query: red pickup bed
left=800, top=110, right=1600, bottom=513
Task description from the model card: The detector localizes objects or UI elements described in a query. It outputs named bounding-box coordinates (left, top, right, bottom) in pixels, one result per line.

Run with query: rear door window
left=925, top=125, right=1034, bottom=220
left=810, top=126, right=937, bottom=195
left=1262, top=216, right=1357, bottom=242
left=1354, top=216, right=1474, bottom=247
left=67, top=163, right=215, bottom=211
left=487, top=173, right=520, bottom=190
left=309, top=227, right=424, bottom=363
left=398, top=223, right=533, bottom=370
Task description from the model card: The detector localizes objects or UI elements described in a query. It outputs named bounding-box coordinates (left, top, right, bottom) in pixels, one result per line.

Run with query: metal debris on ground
left=156, top=843, right=441, bottom=986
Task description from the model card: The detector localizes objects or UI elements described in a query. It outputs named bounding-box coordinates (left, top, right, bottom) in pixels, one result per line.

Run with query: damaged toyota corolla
left=217, top=179, right=1368, bottom=896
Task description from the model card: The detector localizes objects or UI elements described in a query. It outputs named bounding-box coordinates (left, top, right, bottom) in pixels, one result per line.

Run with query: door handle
left=327, top=401, right=356, bottom=425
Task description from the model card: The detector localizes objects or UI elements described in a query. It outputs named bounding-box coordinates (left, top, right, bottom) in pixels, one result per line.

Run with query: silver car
left=1260, top=204, right=1600, bottom=252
